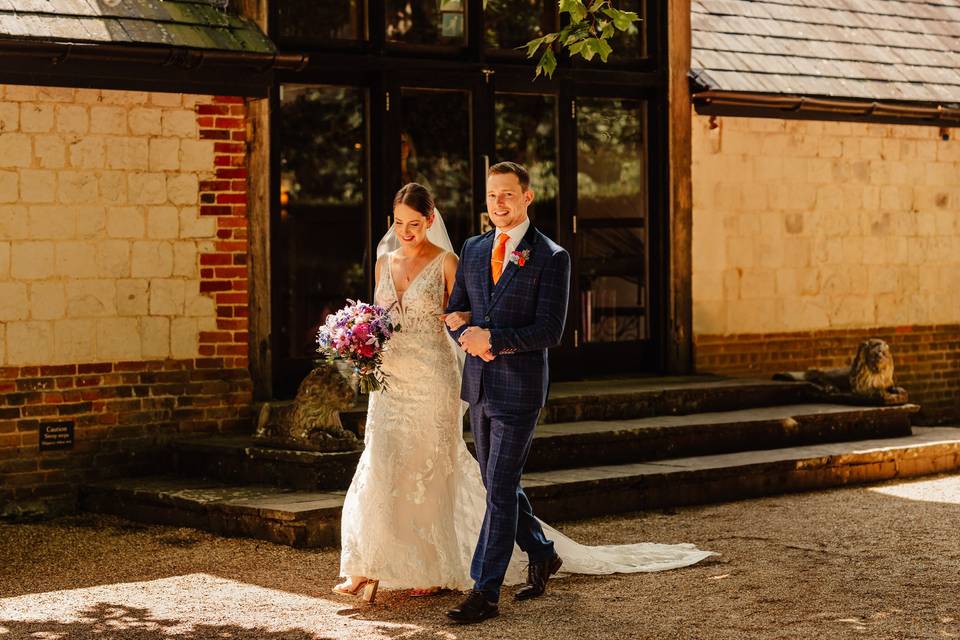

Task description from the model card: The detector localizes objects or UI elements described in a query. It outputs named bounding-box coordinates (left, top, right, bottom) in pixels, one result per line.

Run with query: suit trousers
left=468, top=389, right=555, bottom=601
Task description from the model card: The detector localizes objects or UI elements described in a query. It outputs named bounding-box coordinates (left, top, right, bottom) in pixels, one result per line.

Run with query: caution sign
left=39, top=421, right=74, bottom=451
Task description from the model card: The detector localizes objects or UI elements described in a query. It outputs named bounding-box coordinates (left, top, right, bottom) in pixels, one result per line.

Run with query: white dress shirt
left=492, top=217, right=530, bottom=264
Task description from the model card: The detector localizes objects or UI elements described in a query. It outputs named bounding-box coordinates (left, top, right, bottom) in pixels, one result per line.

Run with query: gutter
left=692, top=90, right=960, bottom=125
left=0, top=38, right=308, bottom=72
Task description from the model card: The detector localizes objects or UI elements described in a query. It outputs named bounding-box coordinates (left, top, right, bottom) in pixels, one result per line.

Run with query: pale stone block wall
left=692, top=114, right=960, bottom=335
left=0, top=85, right=218, bottom=365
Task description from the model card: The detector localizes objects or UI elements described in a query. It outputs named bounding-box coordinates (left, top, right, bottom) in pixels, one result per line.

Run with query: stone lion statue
left=773, top=338, right=908, bottom=405
left=255, top=365, right=361, bottom=452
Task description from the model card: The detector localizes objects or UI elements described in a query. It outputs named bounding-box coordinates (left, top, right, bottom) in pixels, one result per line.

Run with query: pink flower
left=358, top=344, right=375, bottom=358
left=353, top=322, right=371, bottom=342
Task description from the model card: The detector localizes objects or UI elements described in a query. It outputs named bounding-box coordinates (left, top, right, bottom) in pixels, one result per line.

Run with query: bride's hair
left=393, top=183, right=435, bottom=217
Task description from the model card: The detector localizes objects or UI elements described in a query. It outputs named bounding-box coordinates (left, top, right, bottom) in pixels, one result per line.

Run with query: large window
left=494, top=93, right=558, bottom=239
left=274, top=85, right=369, bottom=396
left=276, top=2, right=364, bottom=44
left=269, top=0, right=662, bottom=394
left=397, top=88, right=473, bottom=246
left=386, top=1, right=467, bottom=45
left=484, top=0, right=556, bottom=51
left=272, top=0, right=648, bottom=61
left=576, top=98, right=648, bottom=343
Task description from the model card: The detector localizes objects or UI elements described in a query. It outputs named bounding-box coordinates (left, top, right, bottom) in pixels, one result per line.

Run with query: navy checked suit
left=446, top=223, right=571, bottom=602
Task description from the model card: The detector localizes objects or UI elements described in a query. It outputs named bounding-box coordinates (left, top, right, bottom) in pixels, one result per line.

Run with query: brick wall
left=0, top=85, right=253, bottom=518
left=691, top=114, right=960, bottom=423
left=695, top=325, right=960, bottom=424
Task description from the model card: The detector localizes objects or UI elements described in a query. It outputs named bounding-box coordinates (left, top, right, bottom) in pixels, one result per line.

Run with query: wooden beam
left=236, top=0, right=273, bottom=399
left=665, top=0, right=693, bottom=374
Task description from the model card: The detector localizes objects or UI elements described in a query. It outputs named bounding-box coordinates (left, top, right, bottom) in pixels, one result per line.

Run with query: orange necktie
left=491, top=233, right=510, bottom=284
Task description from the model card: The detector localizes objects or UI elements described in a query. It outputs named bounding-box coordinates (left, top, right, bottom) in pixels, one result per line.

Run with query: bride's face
left=394, top=203, right=433, bottom=248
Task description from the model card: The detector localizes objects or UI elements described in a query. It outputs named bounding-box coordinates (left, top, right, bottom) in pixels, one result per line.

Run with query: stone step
left=83, top=427, right=960, bottom=548
left=174, top=403, right=917, bottom=489
left=337, top=376, right=818, bottom=429
left=516, top=402, right=919, bottom=471
left=526, top=426, right=960, bottom=522
left=80, top=476, right=345, bottom=548
left=540, top=376, right=818, bottom=423
left=173, top=436, right=360, bottom=491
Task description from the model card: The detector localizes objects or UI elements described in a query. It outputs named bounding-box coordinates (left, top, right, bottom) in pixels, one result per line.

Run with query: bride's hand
left=441, top=311, right=471, bottom=331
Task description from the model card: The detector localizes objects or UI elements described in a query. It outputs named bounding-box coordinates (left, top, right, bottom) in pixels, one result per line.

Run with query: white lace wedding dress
left=339, top=250, right=715, bottom=590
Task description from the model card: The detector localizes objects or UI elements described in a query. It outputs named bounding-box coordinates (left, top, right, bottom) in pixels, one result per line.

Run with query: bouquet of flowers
left=316, top=300, right=399, bottom=393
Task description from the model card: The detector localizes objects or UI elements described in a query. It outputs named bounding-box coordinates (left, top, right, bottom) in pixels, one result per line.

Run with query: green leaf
left=525, top=35, right=546, bottom=57
left=589, top=0, right=606, bottom=11
left=593, top=36, right=613, bottom=61
left=535, top=47, right=558, bottom=79
left=603, top=7, right=639, bottom=31
left=559, top=0, right=587, bottom=22
left=600, top=20, right=615, bottom=39
left=568, top=39, right=588, bottom=56
left=580, top=38, right=597, bottom=61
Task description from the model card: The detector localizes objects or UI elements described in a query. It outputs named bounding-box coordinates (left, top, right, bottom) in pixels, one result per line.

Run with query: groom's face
left=486, top=172, right=534, bottom=232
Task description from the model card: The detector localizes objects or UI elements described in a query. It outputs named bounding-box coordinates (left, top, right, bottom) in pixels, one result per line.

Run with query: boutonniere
left=508, top=249, right=530, bottom=268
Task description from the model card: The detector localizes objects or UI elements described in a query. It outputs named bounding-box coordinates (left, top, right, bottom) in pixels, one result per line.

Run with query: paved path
left=3, top=474, right=960, bottom=639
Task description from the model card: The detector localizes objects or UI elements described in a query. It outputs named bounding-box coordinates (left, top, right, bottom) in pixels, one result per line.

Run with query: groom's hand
left=459, top=326, right=492, bottom=357
left=479, top=350, right=496, bottom=362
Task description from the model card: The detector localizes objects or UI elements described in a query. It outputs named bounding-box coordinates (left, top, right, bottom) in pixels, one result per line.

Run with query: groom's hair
left=488, top=161, right=530, bottom=191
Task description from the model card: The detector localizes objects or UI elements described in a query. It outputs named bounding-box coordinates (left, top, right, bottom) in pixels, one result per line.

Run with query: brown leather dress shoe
left=447, top=589, right=499, bottom=624
left=514, top=554, right=563, bottom=601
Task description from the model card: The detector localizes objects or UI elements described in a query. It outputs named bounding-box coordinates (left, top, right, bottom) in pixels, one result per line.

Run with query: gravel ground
left=2, top=475, right=960, bottom=640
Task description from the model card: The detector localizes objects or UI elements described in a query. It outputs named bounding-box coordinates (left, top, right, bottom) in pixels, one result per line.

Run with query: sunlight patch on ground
left=0, top=573, right=456, bottom=639
left=870, top=475, right=960, bottom=505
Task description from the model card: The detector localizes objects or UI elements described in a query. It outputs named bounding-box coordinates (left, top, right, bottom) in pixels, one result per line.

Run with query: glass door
left=383, top=73, right=482, bottom=251
left=492, top=91, right=559, bottom=241
left=272, top=84, right=370, bottom=397
left=570, top=96, right=653, bottom=372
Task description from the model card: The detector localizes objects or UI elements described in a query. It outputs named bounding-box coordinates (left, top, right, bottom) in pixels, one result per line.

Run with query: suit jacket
left=446, top=224, right=571, bottom=411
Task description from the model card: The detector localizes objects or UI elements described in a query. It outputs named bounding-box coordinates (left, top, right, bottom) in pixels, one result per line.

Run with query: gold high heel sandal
left=332, top=577, right=370, bottom=597
left=361, top=580, right=379, bottom=604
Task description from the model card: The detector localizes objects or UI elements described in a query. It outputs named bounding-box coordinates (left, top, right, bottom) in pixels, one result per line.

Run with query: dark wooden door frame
left=665, top=0, right=694, bottom=374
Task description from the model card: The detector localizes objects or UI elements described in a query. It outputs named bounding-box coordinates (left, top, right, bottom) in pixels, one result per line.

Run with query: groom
left=444, top=161, right=571, bottom=623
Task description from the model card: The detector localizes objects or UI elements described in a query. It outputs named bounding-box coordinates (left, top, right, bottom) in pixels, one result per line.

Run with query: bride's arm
left=442, top=252, right=459, bottom=300
left=374, top=254, right=385, bottom=290
left=444, top=243, right=472, bottom=341
left=441, top=253, right=471, bottom=330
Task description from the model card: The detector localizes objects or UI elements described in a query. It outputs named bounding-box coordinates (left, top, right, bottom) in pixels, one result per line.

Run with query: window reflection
left=277, top=1, right=363, bottom=43
left=609, top=0, right=645, bottom=61
left=485, top=0, right=555, bottom=51
left=576, top=98, right=647, bottom=343
left=399, top=89, right=472, bottom=248
left=495, top=93, right=558, bottom=239
left=386, top=0, right=466, bottom=45
left=276, top=85, right=368, bottom=396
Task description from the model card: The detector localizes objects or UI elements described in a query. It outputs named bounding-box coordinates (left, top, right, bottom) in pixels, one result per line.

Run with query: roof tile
left=0, top=0, right=274, bottom=53
left=693, top=0, right=960, bottom=103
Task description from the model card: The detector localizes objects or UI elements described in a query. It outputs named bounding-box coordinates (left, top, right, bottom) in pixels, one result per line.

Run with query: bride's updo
left=393, top=183, right=435, bottom=218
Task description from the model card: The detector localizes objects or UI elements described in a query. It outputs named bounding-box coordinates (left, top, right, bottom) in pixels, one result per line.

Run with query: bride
left=333, top=182, right=714, bottom=604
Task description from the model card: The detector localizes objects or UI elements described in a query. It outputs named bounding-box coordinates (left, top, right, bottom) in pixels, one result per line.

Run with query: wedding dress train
left=339, top=250, right=714, bottom=590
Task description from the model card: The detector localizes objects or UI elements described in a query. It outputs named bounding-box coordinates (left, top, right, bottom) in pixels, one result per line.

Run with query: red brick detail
left=195, top=96, right=250, bottom=370
left=694, top=324, right=960, bottom=424
left=0, top=358, right=253, bottom=516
